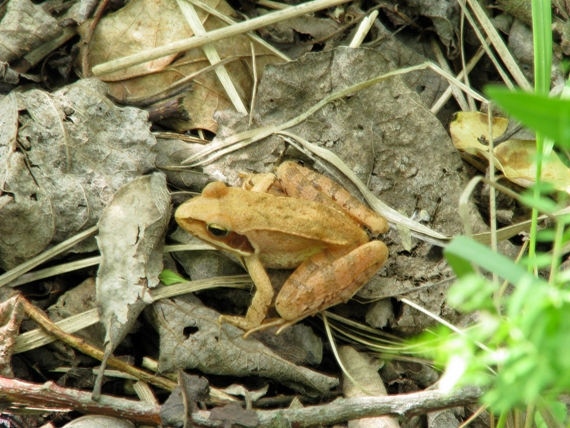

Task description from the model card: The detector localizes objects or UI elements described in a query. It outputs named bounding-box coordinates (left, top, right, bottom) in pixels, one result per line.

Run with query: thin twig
left=0, top=375, right=481, bottom=427
left=20, top=296, right=178, bottom=392
left=0, top=376, right=162, bottom=425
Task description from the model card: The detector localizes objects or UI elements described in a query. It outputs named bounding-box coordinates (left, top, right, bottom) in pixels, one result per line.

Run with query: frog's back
left=226, top=187, right=368, bottom=247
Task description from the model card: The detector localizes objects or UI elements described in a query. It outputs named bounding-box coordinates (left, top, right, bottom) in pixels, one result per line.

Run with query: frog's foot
left=244, top=317, right=310, bottom=338
left=242, top=318, right=287, bottom=338
left=219, top=315, right=304, bottom=338
left=218, top=314, right=259, bottom=332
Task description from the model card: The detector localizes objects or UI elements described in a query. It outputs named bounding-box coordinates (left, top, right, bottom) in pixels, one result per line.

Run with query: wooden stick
left=20, top=297, right=177, bottom=392
left=0, top=376, right=161, bottom=425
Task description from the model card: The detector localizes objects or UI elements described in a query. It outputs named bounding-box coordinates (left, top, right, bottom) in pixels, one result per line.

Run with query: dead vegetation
left=0, top=0, right=564, bottom=426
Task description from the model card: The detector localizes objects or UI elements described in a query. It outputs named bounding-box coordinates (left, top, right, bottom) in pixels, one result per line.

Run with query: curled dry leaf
left=0, top=79, right=156, bottom=270
left=96, top=173, right=171, bottom=351
left=340, top=346, right=399, bottom=428
left=382, top=1, right=460, bottom=58
left=79, top=0, right=285, bottom=132
left=160, top=373, right=210, bottom=426
left=259, top=12, right=341, bottom=58
left=0, top=295, right=23, bottom=377
left=145, top=295, right=339, bottom=394
left=450, top=111, right=570, bottom=192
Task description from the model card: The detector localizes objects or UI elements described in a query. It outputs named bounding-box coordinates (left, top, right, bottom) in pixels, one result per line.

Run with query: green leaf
left=485, top=87, right=570, bottom=149
left=444, top=236, right=537, bottom=286
left=535, top=229, right=557, bottom=242
left=443, top=249, right=475, bottom=278
left=519, top=192, right=558, bottom=214
left=447, top=274, right=497, bottom=312
left=520, top=253, right=554, bottom=269
left=159, top=269, right=187, bottom=285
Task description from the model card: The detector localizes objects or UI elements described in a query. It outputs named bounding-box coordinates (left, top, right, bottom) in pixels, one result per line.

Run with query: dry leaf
left=340, top=346, right=399, bottom=428
left=383, top=0, right=460, bottom=58
left=210, top=402, right=259, bottom=428
left=97, top=173, right=171, bottom=351
left=79, top=0, right=201, bottom=81
left=0, top=79, right=156, bottom=270
left=160, top=373, right=210, bottom=426
left=146, top=295, right=339, bottom=394
left=79, top=0, right=284, bottom=132
left=450, top=111, right=570, bottom=192
left=0, top=0, right=62, bottom=62
left=0, top=295, right=23, bottom=377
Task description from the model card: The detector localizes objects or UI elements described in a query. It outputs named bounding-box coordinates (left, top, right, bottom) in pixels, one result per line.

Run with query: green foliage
left=535, top=401, right=567, bottom=428
left=417, top=3, right=570, bottom=418
left=419, top=237, right=570, bottom=412
left=159, top=269, right=187, bottom=285
left=484, top=87, right=570, bottom=149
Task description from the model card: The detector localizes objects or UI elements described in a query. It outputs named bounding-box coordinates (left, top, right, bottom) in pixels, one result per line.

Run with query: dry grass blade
left=349, top=10, right=378, bottom=48
left=321, top=312, right=410, bottom=354
left=431, top=44, right=486, bottom=114
left=278, top=132, right=452, bottom=246
left=461, top=0, right=531, bottom=90
left=401, top=297, right=494, bottom=355
left=322, top=312, right=376, bottom=396
left=430, top=37, right=470, bottom=112
left=185, top=0, right=290, bottom=62
left=14, top=275, right=252, bottom=354
left=0, top=226, right=99, bottom=288
left=7, top=244, right=215, bottom=288
left=182, top=62, right=485, bottom=167
left=14, top=308, right=100, bottom=354
left=176, top=0, right=248, bottom=114
left=182, top=64, right=433, bottom=165
left=8, top=256, right=102, bottom=288
left=91, top=0, right=347, bottom=76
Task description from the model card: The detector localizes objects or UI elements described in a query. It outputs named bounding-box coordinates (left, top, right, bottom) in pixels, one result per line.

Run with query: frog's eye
left=207, top=223, right=229, bottom=237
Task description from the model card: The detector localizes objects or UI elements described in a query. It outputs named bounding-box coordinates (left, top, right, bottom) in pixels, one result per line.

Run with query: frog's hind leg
left=277, top=162, right=389, bottom=234
left=275, top=240, right=388, bottom=322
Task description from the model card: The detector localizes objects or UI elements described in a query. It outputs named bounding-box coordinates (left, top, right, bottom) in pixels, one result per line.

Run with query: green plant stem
left=549, top=220, right=564, bottom=285
left=529, top=0, right=552, bottom=272
left=532, top=0, right=552, bottom=96
left=524, top=401, right=535, bottom=428
left=496, top=410, right=508, bottom=428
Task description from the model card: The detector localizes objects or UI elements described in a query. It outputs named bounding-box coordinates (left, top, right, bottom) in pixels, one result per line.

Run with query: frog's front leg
left=275, top=240, right=388, bottom=322
left=219, top=255, right=275, bottom=331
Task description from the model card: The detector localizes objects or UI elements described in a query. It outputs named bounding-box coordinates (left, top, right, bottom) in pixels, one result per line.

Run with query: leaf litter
left=0, top=79, right=156, bottom=270
left=78, top=0, right=286, bottom=132
left=0, top=0, right=545, bottom=425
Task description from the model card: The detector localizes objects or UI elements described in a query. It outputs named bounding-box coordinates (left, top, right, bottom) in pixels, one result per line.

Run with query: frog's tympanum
left=175, top=161, right=389, bottom=335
